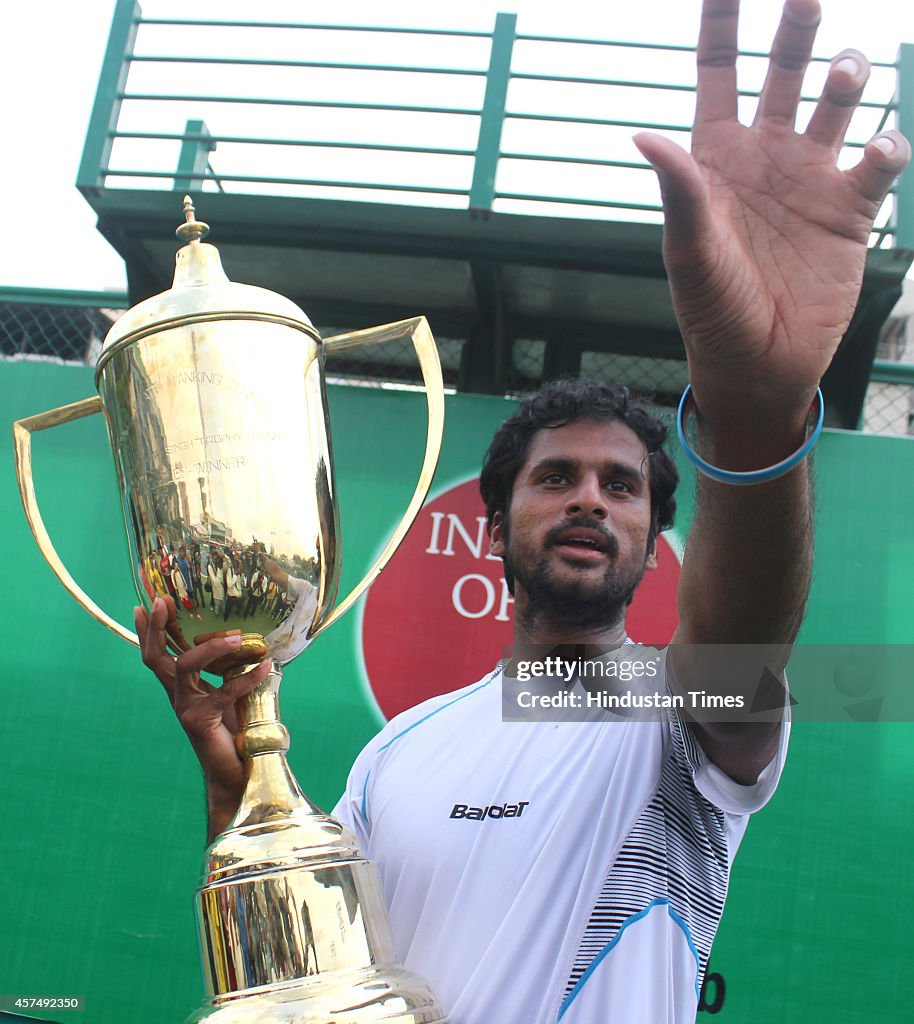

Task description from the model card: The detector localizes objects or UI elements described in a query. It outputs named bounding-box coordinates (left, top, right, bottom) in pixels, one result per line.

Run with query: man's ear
left=645, top=539, right=658, bottom=572
left=489, top=511, right=505, bottom=558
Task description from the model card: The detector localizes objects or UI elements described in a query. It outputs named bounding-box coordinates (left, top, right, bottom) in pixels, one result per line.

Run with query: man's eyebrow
left=527, top=456, right=578, bottom=476
left=606, top=460, right=646, bottom=482
left=527, top=456, right=646, bottom=482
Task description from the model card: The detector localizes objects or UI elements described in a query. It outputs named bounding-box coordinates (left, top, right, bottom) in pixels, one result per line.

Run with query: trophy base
left=186, top=966, right=448, bottom=1023
left=191, top=667, right=448, bottom=1024
left=192, top=813, right=449, bottom=1023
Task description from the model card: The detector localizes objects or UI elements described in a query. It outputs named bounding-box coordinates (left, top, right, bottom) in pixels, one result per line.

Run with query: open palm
left=635, top=0, right=909, bottom=415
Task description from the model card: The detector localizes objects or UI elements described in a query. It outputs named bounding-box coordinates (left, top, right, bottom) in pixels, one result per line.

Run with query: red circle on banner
left=361, top=478, right=681, bottom=720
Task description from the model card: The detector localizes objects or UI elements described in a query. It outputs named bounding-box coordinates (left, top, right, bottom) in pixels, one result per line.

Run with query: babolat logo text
left=450, top=801, right=529, bottom=821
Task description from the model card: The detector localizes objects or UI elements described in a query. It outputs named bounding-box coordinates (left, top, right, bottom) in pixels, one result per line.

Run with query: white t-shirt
left=334, top=654, right=789, bottom=1024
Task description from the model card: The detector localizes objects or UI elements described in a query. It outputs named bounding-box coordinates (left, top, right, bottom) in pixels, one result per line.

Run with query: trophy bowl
left=13, top=199, right=448, bottom=1023
left=16, top=199, right=443, bottom=673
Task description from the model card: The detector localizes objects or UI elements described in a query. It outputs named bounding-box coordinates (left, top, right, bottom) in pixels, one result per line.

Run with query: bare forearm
left=679, top=461, right=813, bottom=646
left=191, top=728, right=248, bottom=845
left=675, top=381, right=816, bottom=641
left=261, top=556, right=289, bottom=590
left=671, top=422, right=813, bottom=782
left=206, top=797, right=239, bottom=844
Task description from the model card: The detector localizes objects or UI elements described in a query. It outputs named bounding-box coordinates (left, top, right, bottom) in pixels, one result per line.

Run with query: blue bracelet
left=676, top=385, right=824, bottom=485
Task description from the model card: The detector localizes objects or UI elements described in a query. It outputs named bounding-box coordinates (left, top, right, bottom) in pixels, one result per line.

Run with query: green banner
left=2, top=360, right=912, bottom=1022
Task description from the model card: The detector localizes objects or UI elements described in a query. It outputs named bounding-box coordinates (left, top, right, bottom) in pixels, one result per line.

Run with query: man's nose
left=564, top=477, right=607, bottom=520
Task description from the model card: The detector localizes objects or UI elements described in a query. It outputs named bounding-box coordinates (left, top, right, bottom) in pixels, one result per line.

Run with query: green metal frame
left=870, top=359, right=914, bottom=386
left=77, top=0, right=140, bottom=194
left=75, top=0, right=908, bottom=246
left=71, top=1, right=913, bottom=422
left=0, top=286, right=129, bottom=308
left=173, top=119, right=216, bottom=192
left=896, top=44, right=914, bottom=251
left=469, top=12, right=516, bottom=212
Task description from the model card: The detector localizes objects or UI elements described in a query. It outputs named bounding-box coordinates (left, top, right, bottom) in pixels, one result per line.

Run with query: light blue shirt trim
left=557, top=897, right=702, bottom=1020
left=359, top=668, right=501, bottom=820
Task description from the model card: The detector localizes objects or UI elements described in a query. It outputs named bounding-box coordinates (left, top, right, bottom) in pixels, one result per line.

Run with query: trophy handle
left=314, top=316, right=445, bottom=636
left=13, top=396, right=140, bottom=647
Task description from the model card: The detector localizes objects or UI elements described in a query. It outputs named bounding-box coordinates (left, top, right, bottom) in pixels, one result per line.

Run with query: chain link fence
left=3, top=294, right=913, bottom=435
left=0, top=299, right=125, bottom=365
left=0, top=299, right=468, bottom=388
left=862, top=312, right=914, bottom=436
left=321, top=327, right=465, bottom=391
left=578, top=352, right=688, bottom=410
left=862, top=380, right=914, bottom=435
left=512, top=339, right=687, bottom=412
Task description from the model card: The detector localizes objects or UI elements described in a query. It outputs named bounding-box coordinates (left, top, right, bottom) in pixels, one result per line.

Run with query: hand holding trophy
left=14, top=199, right=448, bottom=1023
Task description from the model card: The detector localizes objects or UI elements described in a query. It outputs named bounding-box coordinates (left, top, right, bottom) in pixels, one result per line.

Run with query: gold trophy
left=14, top=199, right=448, bottom=1023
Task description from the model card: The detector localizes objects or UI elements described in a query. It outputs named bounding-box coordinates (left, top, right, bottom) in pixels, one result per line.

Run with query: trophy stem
left=191, top=660, right=448, bottom=1023
left=231, top=661, right=321, bottom=827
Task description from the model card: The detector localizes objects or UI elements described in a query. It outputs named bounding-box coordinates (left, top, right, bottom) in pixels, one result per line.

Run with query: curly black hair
left=479, top=379, right=678, bottom=552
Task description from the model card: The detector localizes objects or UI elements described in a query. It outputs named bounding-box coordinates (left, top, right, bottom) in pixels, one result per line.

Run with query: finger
left=805, top=50, right=870, bottom=149
left=753, top=0, right=820, bottom=127
left=175, top=633, right=244, bottom=690
left=161, top=593, right=181, bottom=634
left=134, top=604, right=148, bottom=638
left=634, top=132, right=713, bottom=265
left=169, top=622, right=192, bottom=653
left=172, top=635, right=246, bottom=722
left=845, top=131, right=911, bottom=204
left=194, top=629, right=241, bottom=644
left=695, top=0, right=739, bottom=125
left=180, top=658, right=272, bottom=745
left=135, top=598, right=177, bottom=697
left=221, top=658, right=273, bottom=705
left=134, top=605, right=155, bottom=668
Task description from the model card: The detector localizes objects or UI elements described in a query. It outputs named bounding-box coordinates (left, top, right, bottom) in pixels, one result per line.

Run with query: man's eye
left=542, top=473, right=566, bottom=485
left=607, top=480, right=632, bottom=493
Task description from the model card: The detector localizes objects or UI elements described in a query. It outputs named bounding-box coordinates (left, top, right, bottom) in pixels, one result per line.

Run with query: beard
left=503, top=517, right=649, bottom=632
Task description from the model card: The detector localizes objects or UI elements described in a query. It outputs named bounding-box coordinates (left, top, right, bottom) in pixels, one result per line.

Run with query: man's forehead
left=522, top=418, right=650, bottom=471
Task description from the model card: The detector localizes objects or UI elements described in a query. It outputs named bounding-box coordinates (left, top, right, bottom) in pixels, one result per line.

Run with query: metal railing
left=78, top=1, right=913, bottom=248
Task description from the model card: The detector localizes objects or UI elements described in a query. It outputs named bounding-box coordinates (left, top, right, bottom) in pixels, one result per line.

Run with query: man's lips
left=551, top=526, right=613, bottom=561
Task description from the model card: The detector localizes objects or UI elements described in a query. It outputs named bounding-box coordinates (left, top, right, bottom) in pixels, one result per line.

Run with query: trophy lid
left=96, top=197, right=319, bottom=371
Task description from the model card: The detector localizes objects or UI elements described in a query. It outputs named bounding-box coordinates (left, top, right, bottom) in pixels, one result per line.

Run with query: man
left=175, top=545, right=193, bottom=595
left=222, top=555, right=243, bottom=622
left=206, top=550, right=227, bottom=618
left=242, top=563, right=267, bottom=619
left=135, top=0, right=910, bottom=1020
left=188, top=543, right=207, bottom=610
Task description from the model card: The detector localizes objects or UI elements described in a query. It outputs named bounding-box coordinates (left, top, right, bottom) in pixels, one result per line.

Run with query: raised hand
left=635, top=0, right=910, bottom=443
left=135, top=597, right=272, bottom=840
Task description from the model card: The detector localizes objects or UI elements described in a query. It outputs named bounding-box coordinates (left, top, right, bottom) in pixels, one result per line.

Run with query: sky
left=2, top=0, right=913, bottom=295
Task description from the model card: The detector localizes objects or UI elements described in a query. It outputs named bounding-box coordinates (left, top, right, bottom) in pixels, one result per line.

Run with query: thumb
left=634, top=132, right=713, bottom=256
left=220, top=658, right=273, bottom=706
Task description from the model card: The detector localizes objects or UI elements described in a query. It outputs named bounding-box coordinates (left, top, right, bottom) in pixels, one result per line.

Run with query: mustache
left=544, top=518, right=619, bottom=558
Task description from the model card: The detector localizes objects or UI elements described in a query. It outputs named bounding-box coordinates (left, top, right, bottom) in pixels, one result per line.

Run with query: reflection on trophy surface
left=101, top=200, right=341, bottom=671
left=14, top=198, right=448, bottom=1023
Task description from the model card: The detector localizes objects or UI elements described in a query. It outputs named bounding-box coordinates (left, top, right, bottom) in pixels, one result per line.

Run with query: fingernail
left=785, top=0, right=820, bottom=28
left=225, top=634, right=243, bottom=647
left=872, top=135, right=897, bottom=157
left=833, top=55, right=860, bottom=78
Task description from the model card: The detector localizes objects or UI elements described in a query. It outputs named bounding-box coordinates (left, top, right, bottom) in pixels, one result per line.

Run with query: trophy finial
left=176, top=195, right=210, bottom=244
